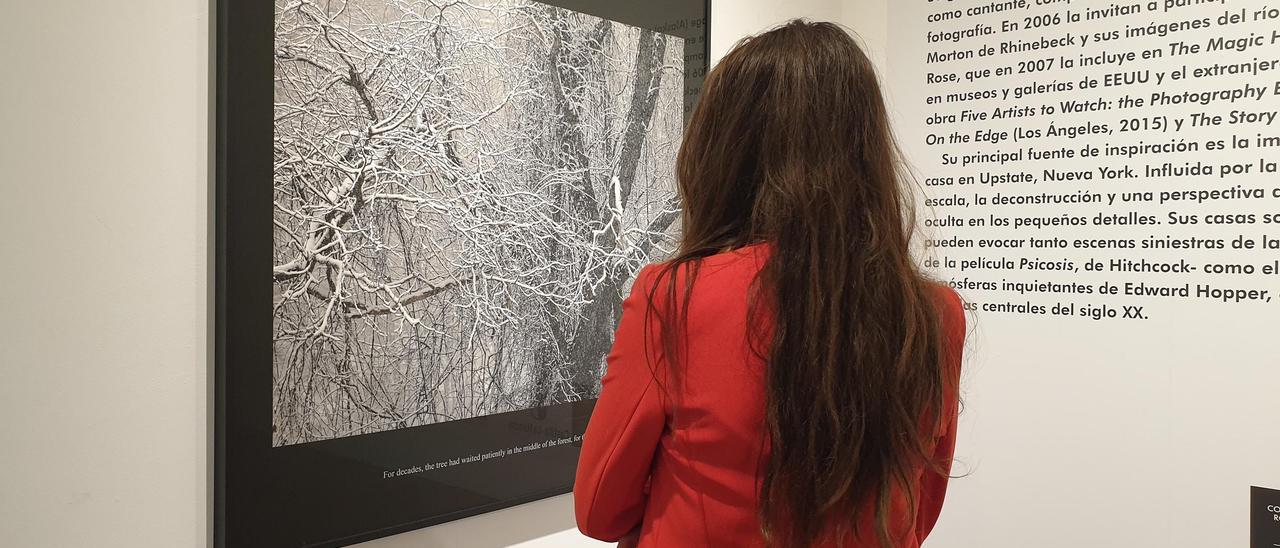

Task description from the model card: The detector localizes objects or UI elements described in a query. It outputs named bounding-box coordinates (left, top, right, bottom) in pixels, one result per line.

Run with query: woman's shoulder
left=637, top=243, right=769, bottom=285
left=629, top=243, right=768, bottom=308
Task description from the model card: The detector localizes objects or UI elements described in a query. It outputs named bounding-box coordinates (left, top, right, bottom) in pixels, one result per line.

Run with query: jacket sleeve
left=574, top=265, right=668, bottom=541
left=916, top=286, right=967, bottom=540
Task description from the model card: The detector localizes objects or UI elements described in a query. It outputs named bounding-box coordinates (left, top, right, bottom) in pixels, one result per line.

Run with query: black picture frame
left=214, top=1, right=711, bottom=547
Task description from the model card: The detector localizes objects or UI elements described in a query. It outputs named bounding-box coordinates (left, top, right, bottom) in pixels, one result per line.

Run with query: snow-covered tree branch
left=270, top=0, right=684, bottom=446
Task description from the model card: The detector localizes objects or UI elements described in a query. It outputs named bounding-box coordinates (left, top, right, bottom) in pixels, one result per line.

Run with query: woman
left=574, top=20, right=966, bottom=548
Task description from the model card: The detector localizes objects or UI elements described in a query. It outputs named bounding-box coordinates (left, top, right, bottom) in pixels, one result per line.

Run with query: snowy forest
left=270, top=0, right=684, bottom=446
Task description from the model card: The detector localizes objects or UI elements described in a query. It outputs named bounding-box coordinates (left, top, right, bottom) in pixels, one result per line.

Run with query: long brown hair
left=648, top=20, right=949, bottom=547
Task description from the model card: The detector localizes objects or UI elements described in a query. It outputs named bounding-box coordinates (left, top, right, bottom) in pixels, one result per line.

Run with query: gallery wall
left=0, top=1, right=842, bottom=548
left=869, top=1, right=1280, bottom=546
left=27, top=1, right=1265, bottom=547
left=0, top=1, right=212, bottom=547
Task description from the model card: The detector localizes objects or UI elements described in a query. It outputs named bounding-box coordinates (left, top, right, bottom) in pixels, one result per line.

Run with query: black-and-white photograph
left=270, top=0, right=685, bottom=446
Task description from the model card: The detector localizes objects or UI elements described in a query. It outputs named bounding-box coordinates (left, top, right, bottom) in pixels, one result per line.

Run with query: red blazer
left=574, top=243, right=966, bottom=547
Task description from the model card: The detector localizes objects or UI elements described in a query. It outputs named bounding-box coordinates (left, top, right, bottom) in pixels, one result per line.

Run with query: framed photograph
left=214, top=0, right=710, bottom=546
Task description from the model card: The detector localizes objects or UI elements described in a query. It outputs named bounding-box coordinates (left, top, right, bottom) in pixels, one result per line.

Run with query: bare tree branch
left=269, top=0, right=685, bottom=445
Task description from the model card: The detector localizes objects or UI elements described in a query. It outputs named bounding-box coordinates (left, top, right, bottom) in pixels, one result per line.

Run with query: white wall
left=0, top=1, right=848, bottom=548
left=23, top=1, right=1261, bottom=547
left=856, top=1, right=1280, bottom=547
left=0, top=1, right=211, bottom=547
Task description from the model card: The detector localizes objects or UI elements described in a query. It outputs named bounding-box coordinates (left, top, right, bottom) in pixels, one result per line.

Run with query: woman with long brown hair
left=574, top=20, right=966, bottom=548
